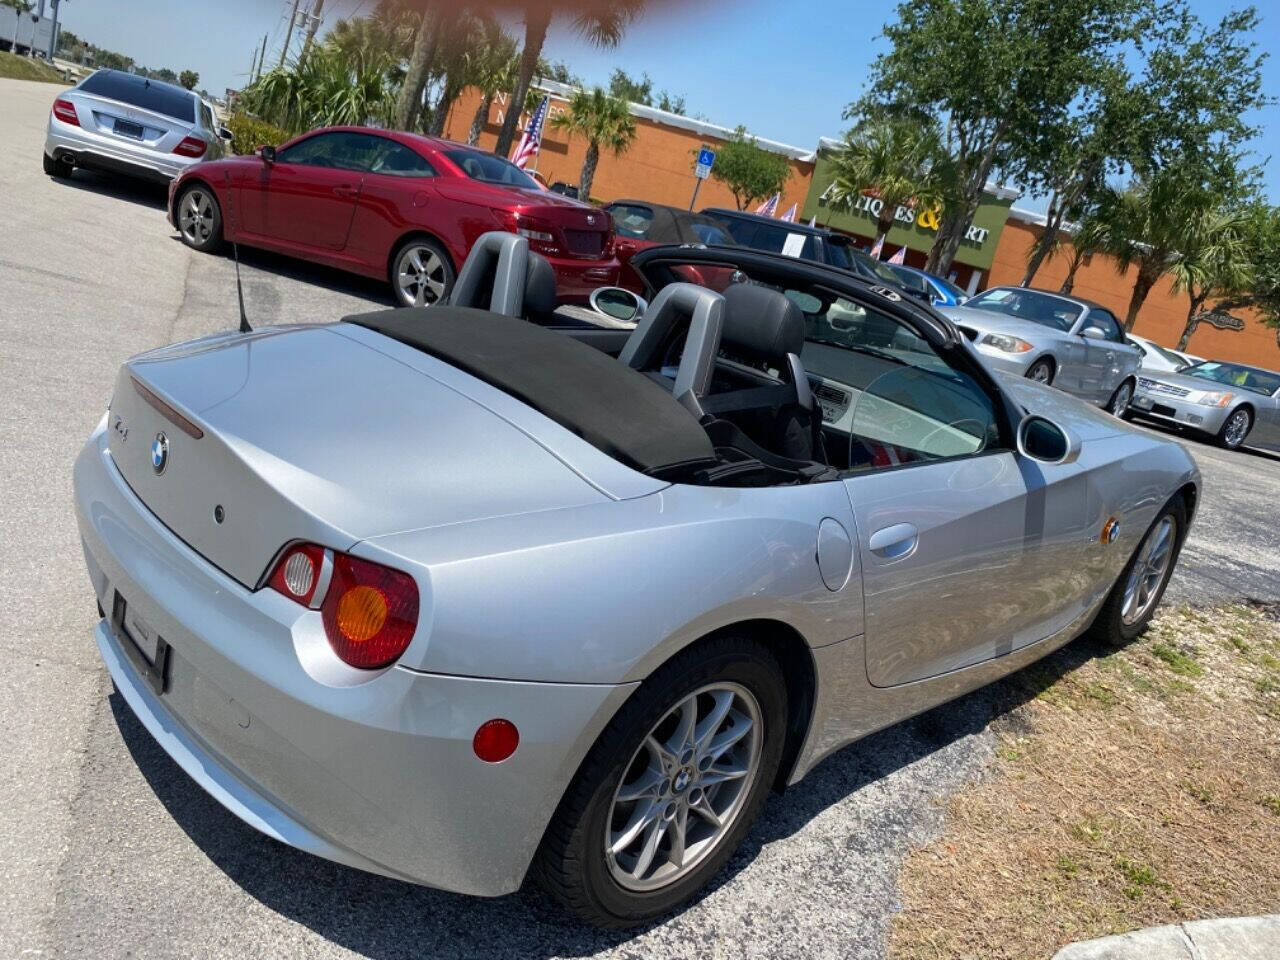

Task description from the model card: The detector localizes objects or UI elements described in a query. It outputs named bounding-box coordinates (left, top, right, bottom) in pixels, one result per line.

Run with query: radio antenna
left=233, top=241, right=252, bottom=334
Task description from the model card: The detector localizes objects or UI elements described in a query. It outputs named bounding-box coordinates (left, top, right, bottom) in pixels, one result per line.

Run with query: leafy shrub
left=225, top=113, right=289, bottom=156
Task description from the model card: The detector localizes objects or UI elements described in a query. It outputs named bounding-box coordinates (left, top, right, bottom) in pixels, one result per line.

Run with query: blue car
left=881, top=262, right=970, bottom=306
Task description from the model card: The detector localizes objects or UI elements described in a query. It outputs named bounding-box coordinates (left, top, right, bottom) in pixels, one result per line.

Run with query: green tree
left=656, top=91, right=686, bottom=115
left=858, top=0, right=1143, bottom=277
left=708, top=126, right=792, bottom=211
left=1169, top=205, right=1253, bottom=350
left=1216, top=204, right=1280, bottom=340
left=825, top=115, right=951, bottom=253
left=550, top=86, right=636, bottom=202
left=179, top=69, right=199, bottom=90
left=493, top=0, right=641, bottom=159
left=243, top=42, right=396, bottom=134
left=462, top=19, right=518, bottom=144
left=1057, top=209, right=1110, bottom=296
left=394, top=4, right=449, bottom=131
left=608, top=67, right=652, bottom=104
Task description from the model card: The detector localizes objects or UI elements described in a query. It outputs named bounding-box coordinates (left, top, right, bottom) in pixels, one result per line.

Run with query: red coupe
left=167, top=126, right=619, bottom=306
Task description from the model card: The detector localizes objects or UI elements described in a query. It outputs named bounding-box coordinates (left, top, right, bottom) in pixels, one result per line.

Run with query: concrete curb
left=1052, top=915, right=1280, bottom=959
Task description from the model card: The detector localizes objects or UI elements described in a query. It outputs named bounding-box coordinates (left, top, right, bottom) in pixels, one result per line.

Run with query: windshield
left=1150, top=341, right=1191, bottom=367
left=445, top=149, right=540, bottom=190
left=1180, top=361, right=1280, bottom=396
left=933, top=275, right=968, bottom=300
left=964, top=288, right=1083, bottom=332
left=852, top=249, right=906, bottom=286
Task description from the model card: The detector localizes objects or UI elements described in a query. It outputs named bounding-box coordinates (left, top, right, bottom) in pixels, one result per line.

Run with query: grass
left=890, top=603, right=1280, bottom=960
left=0, top=51, right=69, bottom=84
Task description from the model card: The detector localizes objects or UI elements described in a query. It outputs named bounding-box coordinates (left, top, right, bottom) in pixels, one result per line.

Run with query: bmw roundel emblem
left=151, top=432, right=169, bottom=475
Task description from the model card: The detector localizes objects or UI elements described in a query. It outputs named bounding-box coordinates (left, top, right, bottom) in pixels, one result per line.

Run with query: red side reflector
left=173, top=135, right=207, bottom=158
left=473, top=719, right=519, bottom=763
left=52, top=99, right=79, bottom=126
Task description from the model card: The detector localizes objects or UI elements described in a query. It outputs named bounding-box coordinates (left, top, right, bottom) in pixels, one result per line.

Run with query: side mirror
left=589, top=286, right=647, bottom=323
left=218, top=126, right=233, bottom=142
left=1017, top=413, right=1081, bottom=465
left=257, top=144, right=276, bottom=164
left=1080, top=325, right=1106, bottom=341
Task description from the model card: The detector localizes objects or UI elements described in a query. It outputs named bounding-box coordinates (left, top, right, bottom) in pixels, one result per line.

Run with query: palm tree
left=1168, top=206, right=1253, bottom=351
left=1057, top=209, right=1109, bottom=296
left=394, top=4, right=448, bottom=131
left=550, top=87, right=636, bottom=203
left=1104, top=173, right=1208, bottom=331
left=243, top=44, right=396, bottom=135
left=463, top=19, right=518, bottom=145
left=825, top=116, right=950, bottom=256
left=493, top=0, right=641, bottom=159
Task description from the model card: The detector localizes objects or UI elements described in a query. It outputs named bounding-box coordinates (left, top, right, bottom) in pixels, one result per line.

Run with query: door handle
left=868, top=522, right=918, bottom=561
left=333, top=185, right=358, bottom=198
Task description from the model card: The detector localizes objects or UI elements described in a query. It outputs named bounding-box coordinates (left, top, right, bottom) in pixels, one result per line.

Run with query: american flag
left=754, top=192, right=780, bottom=216
left=511, top=96, right=549, bottom=170
left=868, top=234, right=885, bottom=259
left=887, top=244, right=907, bottom=264
left=779, top=202, right=798, bottom=222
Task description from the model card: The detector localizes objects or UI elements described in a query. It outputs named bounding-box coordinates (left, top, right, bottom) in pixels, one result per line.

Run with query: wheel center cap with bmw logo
left=151, top=432, right=169, bottom=474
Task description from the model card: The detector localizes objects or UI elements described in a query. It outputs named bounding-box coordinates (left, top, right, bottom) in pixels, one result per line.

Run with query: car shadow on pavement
left=50, top=168, right=170, bottom=210
left=108, top=634, right=1109, bottom=958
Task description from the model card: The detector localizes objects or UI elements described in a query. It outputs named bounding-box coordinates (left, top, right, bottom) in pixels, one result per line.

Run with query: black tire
left=1088, top=496, right=1187, bottom=646
left=390, top=237, right=455, bottom=308
left=1026, top=358, right=1055, bottom=385
left=1106, top=378, right=1135, bottom=419
left=534, top=634, right=788, bottom=928
left=1215, top=407, right=1252, bottom=450
left=174, top=183, right=224, bottom=253
left=43, top=151, right=69, bottom=177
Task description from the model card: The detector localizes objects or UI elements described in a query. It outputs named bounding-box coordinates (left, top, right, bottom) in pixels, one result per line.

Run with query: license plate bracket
left=111, top=591, right=170, bottom=695
left=113, top=118, right=145, bottom=140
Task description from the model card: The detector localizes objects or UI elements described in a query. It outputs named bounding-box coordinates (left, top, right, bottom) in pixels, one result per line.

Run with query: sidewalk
left=1053, top=915, right=1280, bottom=959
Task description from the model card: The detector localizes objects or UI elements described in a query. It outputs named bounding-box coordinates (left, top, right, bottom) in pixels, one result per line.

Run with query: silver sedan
left=1129, top=360, right=1280, bottom=450
left=43, top=68, right=229, bottom=183
left=940, top=287, right=1142, bottom=415
left=73, top=234, right=1198, bottom=927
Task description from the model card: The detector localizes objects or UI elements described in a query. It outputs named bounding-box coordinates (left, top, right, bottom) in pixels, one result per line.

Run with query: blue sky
left=57, top=0, right=1278, bottom=205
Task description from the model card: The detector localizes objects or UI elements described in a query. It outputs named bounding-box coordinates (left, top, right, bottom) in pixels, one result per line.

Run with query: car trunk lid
left=107, top=326, right=608, bottom=587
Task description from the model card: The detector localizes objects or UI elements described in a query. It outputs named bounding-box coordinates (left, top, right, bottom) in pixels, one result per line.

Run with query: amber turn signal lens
left=336, top=585, right=388, bottom=643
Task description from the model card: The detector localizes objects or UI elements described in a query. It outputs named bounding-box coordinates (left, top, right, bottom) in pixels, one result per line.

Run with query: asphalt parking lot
left=2, top=76, right=1278, bottom=959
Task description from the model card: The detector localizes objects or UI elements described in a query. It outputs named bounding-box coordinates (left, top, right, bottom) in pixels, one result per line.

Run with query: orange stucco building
left=436, top=81, right=1279, bottom=368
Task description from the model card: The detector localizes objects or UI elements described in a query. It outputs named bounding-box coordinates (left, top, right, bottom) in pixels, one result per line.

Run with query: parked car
left=700, top=207, right=907, bottom=289
left=880, top=261, right=970, bottom=306
left=1128, top=334, right=1196, bottom=373
left=1129, top=360, right=1280, bottom=450
left=604, top=199, right=737, bottom=292
left=75, top=231, right=1198, bottom=928
left=938, top=286, right=1142, bottom=415
left=548, top=181, right=580, bottom=199
left=43, top=68, right=231, bottom=183
left=166, top=126, right=619, bottom=306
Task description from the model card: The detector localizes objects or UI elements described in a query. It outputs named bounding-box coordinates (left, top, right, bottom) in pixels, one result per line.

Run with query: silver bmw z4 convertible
left=74, top=233, right=1200, bottom=927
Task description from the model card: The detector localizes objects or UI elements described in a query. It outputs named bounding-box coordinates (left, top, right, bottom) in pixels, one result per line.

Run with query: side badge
left=870, top=285, right=902, bottom=302
left=151, top=432, right=169, bottom=475
left=1100, top=517, right=1120, bottom=545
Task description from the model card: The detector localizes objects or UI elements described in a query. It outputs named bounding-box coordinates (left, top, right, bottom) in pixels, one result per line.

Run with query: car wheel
left=1026, top=359, right=1054, bottom=385
left=392, top=238, right=454, bottom=308
left=176, top=184, right=224, bottom=253
left=1089, top=497, right=1187, bottom=646
left=42, top=151, right=69, bottom=177
left=534, top=634, right=787, bottom=928
left=1106, top=379, right=1134, bottom=418
left=1216, top=407, right=1252, bottom=450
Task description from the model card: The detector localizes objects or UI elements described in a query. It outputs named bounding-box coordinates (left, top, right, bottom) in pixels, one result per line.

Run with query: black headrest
left=524, top=253, right=557, bottom=319
left=721, top=283, right=804, bottom=361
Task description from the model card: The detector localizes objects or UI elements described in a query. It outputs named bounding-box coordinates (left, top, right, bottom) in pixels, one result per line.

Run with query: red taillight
left=473, top=719, right=519, bottom=763
left=52, top=98, right=79, bottom=126
left=267, top=544, right=419, bottom=669
left=173, top=135, right=207, bottom=158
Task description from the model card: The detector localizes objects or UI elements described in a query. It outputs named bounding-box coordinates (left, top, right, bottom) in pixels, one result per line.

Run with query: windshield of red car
left=1180, top=361, right=1280, bottom=396
left=445, top=149, right=540, bottom=190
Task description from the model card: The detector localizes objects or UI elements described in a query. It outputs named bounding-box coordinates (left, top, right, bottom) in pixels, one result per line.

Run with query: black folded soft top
left=344, top=307, right=716, bottom=476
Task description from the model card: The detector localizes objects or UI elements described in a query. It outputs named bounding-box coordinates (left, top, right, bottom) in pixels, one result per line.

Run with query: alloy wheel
left=179, top=189, right=214, bottom=245
left=1110, top=382, right=1133, bottom=416
left=1121, top=514, right=1177, bottom=626
left=1028, top=361, right=1053, bottom=384
left=605, top=682, right=763, bottom=892
left=396, top=245, right=448, bottom=307
left=1223, top=410, right=1250, bottom=448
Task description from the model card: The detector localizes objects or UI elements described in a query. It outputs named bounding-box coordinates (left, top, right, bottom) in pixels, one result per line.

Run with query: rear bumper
left=73, top=421, right=631, bottom=896
left=1128, top=389, right=1229, bottom=434
left=546, top=256, right=619, bottom=302
left=46, top=118, right=194, bottom=182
